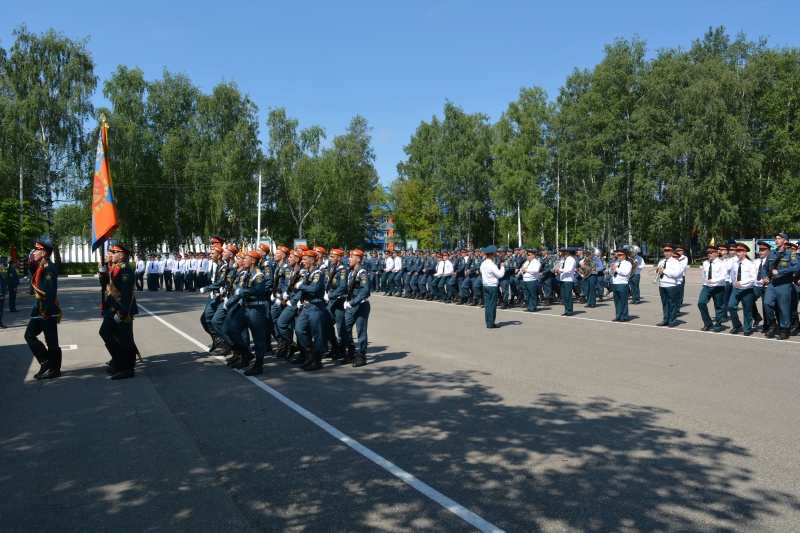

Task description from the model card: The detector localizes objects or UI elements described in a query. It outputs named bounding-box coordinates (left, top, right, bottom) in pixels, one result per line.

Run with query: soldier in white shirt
left=146, top=253, right=160, bottom=291
left=628, top=247, right=645, bottom=304
left=173, top=253, right=184, bottom=291
left=674, top=245, right=689, bottom=307
left=480, top=245, right=504, bottom=328
left=656, top=244, right=682, bottom=326
left=727, top=243, right=757, bottom=335
left=164, top=253, right=176, bottom=291
left=610, top=249, right=632, bottom=322
left=381, top=253, right=394, bottom=294
left=554, top=248, right=576, bottom=316
left=135, top=253, right=145, bottom=291
left=186, top=252, right=198, bottom=292
left=520, top=248, right=541, bottom=312
left=698, top=245, right=728, bottom=332
left=197, top=251, right=210, bottom=289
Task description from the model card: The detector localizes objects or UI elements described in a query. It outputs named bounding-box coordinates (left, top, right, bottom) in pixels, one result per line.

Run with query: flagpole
left=256, top=167, right=262, bottom=246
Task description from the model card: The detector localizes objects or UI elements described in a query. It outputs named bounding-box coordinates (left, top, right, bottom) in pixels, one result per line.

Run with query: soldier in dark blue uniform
left=0, top=259, right=7, bottom=328
left=25, top=237, right=62, bottom=379
left=199, top=244, right=228, bottom=352
left=225, top=250, right=271, bottom=374
left=210, top=245, right=239, bottom=357
left=367, top=251, right=379, bottom=292
left=100, top=240, right=139, bottom=379
left=343, top=250, right=371, bottom=367
left=293, top=250, right=327, bottom=371
left=275, top=249, right=303, bottom=359
left=7, top=259, right=20, bottom=313
left=324, top=249, right=349, bottom=359
left=763, top=233, right=800, bottom=339
left=419, top=250, right=434, bottom=300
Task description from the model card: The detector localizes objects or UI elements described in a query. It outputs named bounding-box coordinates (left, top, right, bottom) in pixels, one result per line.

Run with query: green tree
left=3, top=25, right=97, bottom=240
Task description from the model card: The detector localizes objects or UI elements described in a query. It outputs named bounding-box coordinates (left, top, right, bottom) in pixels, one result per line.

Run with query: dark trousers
left=483, top=285, right=499, bottom=327
left=9, top=287, right=17, bottom=311
left=698, top=285, right=726, bottom=329
left=764, top=283, right=792, bottom=329
left=147, top=273, right=159, bottom=291
left=295, top=301, right=325, bottom=354
left=585, top=274, right=597, bottom=306
left=345, top=301, right=370, bottom=351
left=25, top=310, right=60, bottom=369
left=612, top=283, right=629, bottom=320
left=560, top=281, right=574, bottom=315
left=523, top=280, right=539, bottom=311
left=99, top=314, right=136, bottom=371
left=164, top=271, right=173, bottom=291
left=728, top=287, right=754, bottom=332
left=659, top=285, right=678, bottom=324
left=629, top=274, right=641, bottom=303
left=135, top=273, right=144, bottom=292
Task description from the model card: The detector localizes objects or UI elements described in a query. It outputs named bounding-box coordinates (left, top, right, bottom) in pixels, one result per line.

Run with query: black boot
left=325, top=340, right=340, bottom=358
left=39, top=347, right=62, bottom=379
left=290, top=347, right=307, bottom=365
left=352, top=350, right=367, bottom=367
left=32, top=343, right=50, bottom=378
left=208, top=334, right=220, bottom=353
left=331, top=344, right=346, bottom=360
left=275, top=338, right=288, bottom=358
left=341, top=345, right=355, bottom=365
left=777, top=328, right=790, bottom=340
left=500, top=301, right=508, bottom=309
left=302, top=352, right=323, bottom=371
left=226, top=349, right=242, bottom=367
left=765, top=324, right=778, bottom=338
left=244, top=356, right=264, bottom=376
left=218, top=341, right=232, bottom=356
left=234, top=351, right=253, bottom=370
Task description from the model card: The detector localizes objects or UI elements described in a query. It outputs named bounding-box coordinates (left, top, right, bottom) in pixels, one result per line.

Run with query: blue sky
left=2, top=1, right=797, bottom=185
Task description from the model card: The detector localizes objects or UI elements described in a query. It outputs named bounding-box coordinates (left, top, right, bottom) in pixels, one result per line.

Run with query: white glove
left=294, top=281, right=302, bottom=289
left=324, top=293, right=329, bottom=302
left=343, top=301, right=352, bottom=310
left=199, top=287, right=206, bottom=294
left=114, top=314, right=122, bottom=324
left=286, top=300, right=294, bottom=308
left=235, top=288, right=242, bottom=296
left=297, top=302, right=304, bottom=310
left=282, top=292, right=289, bottom=300
left=270, top=293, right=276, bottom=303
left=223, top=298, right=229, bottom=310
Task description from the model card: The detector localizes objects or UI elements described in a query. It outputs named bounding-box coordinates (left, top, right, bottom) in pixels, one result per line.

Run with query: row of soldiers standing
left=198, top=237, right=371, bottom=375
left=135, top=251, right=214, bottom=292
left=361, top=246, right=645, bottom=313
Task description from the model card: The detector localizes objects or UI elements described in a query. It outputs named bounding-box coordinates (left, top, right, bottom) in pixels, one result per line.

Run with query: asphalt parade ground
left=2, top=270, right=800, bottom=532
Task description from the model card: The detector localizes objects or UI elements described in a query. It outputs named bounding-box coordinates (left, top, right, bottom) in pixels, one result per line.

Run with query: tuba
left=626, top=245, right=639, bottom=277
left=578, top=247, right=597, bottom=278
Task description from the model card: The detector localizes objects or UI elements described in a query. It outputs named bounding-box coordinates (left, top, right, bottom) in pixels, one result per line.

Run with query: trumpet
left=647, top=267, right=659, bottom=284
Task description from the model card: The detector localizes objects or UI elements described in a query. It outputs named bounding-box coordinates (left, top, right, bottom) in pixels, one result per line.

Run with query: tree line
left=2, top=25, right=799, bottom=261
left=389, top=28, right=800, bottom=254
left=0, top=25, right=378, bottom=259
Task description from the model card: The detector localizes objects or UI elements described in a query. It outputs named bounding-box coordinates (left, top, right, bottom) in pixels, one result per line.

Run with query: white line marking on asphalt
left=137, top=303, right=505, bottom=533
left=60, top=344, right=78, bottom=350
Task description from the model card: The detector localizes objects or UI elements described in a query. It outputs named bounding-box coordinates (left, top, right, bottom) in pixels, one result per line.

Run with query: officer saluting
left=25, top=237, right=62, bottom=379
